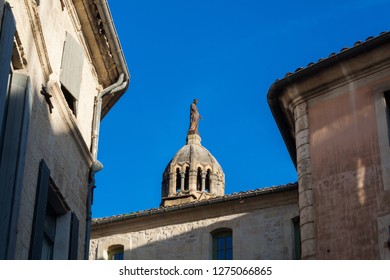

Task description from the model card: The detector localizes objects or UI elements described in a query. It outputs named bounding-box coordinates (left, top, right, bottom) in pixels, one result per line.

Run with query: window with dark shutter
left=29, top=160, right=78, bottom=260
left=60, top=32, right=84, bottom=115
left=29, top=160, right=51, bottom=260
left=0, top=1, right=15, bottom=156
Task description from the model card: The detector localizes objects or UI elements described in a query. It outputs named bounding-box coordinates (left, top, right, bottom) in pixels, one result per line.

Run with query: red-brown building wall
left=309, top=76, right=390, bottom=259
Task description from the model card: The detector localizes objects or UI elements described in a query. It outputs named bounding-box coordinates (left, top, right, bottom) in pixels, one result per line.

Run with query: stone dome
left=161, top=134, right=225, bottom=206
left=171, top=141, right=223, bottom=173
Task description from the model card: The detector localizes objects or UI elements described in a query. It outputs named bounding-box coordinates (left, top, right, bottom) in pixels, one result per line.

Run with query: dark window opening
left=197, top=167, right=202, bottom=191
left=176, top=168, right=181, bottom=192
left=61, top=85, right=77, bottom=115
left=205, top=169, right=211, bottom=192
left=184, top=167, right=190, bottom=191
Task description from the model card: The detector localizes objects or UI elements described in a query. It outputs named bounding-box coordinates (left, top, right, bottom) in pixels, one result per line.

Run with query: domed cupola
left=161, top=100, right=225, bottom=207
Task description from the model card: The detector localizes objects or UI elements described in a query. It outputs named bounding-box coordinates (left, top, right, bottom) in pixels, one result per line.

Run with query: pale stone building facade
left=0, top=0, right=129, bottom=259
left=91, top=185, right=299, bottom=260
left=90, top=131, right=300, bottom=260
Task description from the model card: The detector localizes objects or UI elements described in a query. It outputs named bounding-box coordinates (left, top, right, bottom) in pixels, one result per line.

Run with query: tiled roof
left=267, top=31, right=390, bottom=166
left=92, top=182, right=297, bottom=225
left=279, top=31, right=389, bottom=80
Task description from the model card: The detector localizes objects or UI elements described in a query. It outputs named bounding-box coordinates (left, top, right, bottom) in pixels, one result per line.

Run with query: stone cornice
left=72, top=0, right=130, bottom=118
left=92, top=183, right=298, bottom=227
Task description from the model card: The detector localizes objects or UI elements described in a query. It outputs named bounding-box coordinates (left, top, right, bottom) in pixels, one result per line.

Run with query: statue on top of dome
left=188, top=98, right=202, bottom=135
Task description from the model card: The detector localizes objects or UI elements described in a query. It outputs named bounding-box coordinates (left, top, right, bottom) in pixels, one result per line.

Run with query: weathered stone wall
left=90, top=191, right=299, bottom=260
left=8, top=0, right=100, bottom=259
left=293, top=101, right=315, bottom=260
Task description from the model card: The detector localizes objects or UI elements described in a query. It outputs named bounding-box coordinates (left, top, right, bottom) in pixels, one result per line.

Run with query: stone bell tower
left=161, top=99, right=225, bottom=207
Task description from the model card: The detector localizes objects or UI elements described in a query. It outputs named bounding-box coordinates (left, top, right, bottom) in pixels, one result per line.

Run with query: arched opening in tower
left=176, top=168, right=181, bottom=192
left=184, top=167, right=190, bottom=191
left=206, top=169, right=211, bottom=192
left=197, top=167, right=202, bottom=191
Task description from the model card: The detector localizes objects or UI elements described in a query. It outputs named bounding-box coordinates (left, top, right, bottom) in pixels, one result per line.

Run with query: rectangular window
left=212, top=229, right=233, bottom=260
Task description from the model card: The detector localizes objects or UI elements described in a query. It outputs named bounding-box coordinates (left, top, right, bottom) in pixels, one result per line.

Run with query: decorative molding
left=24, top=0, right=52, bottom=80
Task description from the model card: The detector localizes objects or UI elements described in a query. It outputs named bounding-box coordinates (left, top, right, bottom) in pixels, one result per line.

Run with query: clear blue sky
left=93, top=0, right=390, bottom=218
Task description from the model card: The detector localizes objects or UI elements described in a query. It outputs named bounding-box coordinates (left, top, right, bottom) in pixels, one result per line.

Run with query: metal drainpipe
left=84, top=73, right=127, bottom=259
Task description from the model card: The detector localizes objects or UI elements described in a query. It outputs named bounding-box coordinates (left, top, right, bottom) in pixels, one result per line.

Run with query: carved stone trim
left=24, top=0, right=52, bottom=80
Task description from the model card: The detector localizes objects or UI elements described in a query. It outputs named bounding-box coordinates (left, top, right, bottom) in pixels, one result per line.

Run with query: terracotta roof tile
left=287, top=31, right=389, bottom=77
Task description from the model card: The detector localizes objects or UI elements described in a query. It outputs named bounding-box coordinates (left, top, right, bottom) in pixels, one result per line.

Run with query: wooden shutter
left=0, top=73, right=31, bottom=259
left=0, top=2, right=15, bottom=155
left=29, top=160, right=51, bottom=259
left=68, top=212, right=79, bottom=260
left=60, top=32, right=84, bottom=101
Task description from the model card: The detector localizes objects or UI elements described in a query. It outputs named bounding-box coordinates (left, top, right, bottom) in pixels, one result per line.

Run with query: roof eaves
left=73, top=0, right=130, bottom=118
left=94, top=0, right=130, bottom=119
left=267, top=31, right=390, bottom=166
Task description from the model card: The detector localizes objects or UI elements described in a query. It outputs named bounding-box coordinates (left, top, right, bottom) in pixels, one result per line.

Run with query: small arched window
left=197, top=167, right=202, bottom=191
left=176, top=168, right=181, bottom=192
left=108, top=244, right=124, bottom=260
left=205, top=169, right=211, bottom=192
left=184, top=167, right=190, bottom=191
left=211, top=228, right=233, bottom=260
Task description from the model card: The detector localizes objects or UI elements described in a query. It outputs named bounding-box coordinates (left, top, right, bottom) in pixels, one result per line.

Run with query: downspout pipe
left=84, top=73, right=127, bottom=259
left=91, top=72, right=125, bottom=159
